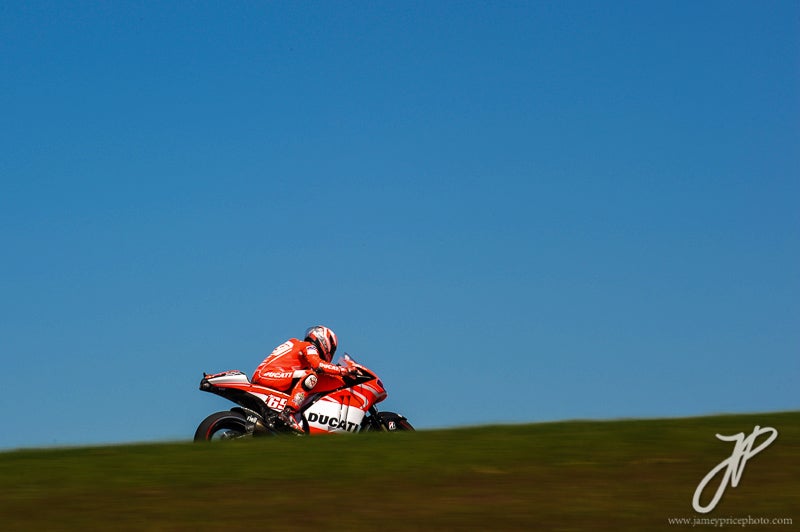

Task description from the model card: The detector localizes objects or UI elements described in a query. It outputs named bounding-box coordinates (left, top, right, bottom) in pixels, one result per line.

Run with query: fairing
left=199, top=354, right=388, bottom=435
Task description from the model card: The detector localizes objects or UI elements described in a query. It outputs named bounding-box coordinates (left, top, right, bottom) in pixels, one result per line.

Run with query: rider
left=252, top=325, right=356, bottom=433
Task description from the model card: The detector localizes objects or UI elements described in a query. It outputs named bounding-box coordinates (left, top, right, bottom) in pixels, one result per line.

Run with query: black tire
left=368, top=411, right=414, bottom=432
left=194, top=410, right=250, bottom=442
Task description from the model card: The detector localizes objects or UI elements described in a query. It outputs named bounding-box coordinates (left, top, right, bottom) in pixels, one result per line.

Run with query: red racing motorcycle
left=194, top=354, right=413, bottom=440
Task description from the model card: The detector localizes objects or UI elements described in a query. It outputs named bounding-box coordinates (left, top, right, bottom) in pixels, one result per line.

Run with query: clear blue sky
left=1, top=1, right=798, bottom=450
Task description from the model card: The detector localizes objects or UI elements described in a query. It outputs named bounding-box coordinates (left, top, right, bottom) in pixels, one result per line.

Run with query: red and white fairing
left=304, top=372, right=388, bottom=434
left=202, top=355, right=388, bottom=434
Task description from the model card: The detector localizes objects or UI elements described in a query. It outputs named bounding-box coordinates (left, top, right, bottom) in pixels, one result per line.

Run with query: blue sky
left=1, top=1, right=798, bottom=450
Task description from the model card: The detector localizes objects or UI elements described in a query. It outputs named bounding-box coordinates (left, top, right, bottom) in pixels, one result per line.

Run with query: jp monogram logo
left=692, top=425, right=778, bottom=514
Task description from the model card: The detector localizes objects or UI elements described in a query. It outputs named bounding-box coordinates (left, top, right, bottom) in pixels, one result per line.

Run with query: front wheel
left=194, top=410, right=250, bottom=442
left=365, top=411, right=414, bottom=432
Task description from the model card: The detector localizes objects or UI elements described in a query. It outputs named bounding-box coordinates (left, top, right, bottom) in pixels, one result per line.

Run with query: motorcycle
left=194, top=354, right=414, bottom=440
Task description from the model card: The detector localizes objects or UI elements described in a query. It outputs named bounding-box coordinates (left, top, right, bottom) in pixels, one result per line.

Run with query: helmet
left=304, top=325, right=338, bottom=362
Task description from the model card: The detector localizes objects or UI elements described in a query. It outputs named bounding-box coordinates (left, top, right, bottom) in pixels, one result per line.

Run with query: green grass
left=1, top=411, right=797, bottom=531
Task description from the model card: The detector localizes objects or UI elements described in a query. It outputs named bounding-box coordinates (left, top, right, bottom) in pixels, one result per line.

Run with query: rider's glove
left=342, top=365, right=359, bottom=377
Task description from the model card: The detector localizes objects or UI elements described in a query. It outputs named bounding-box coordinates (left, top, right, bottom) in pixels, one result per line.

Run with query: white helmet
left=304, top=325, right=338, bottom=362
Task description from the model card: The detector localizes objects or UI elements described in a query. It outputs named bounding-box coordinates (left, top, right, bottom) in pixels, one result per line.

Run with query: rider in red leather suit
left=253, top=325, right=355, bottom=432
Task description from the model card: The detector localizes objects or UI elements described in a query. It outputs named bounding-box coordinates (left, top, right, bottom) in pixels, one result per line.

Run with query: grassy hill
left=1, top=411, right=797, bottom=531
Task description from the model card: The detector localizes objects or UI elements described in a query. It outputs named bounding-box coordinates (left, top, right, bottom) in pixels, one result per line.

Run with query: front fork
left=363, top=406, right=389, bottom=431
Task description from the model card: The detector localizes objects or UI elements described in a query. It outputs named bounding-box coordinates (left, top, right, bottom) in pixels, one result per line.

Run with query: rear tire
left=194, top=410, right=250, bottom=442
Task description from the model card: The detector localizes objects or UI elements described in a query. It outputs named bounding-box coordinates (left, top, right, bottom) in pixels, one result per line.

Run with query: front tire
left=194, top=410, right=250, bottom=442
left=366, top=411, right=414, bottom=432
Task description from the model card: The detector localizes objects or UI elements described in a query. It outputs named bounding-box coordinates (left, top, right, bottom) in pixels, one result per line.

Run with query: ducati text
left=306, top=413, right=360, bottom=433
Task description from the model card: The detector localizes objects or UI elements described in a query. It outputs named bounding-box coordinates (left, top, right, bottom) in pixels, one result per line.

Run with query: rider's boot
left=277, top=406, right=304, bottom=435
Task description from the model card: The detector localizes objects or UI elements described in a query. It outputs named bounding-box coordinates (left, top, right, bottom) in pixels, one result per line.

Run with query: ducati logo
left=306, top=413, right=360, bottom=433
left=262, top=371, right=293, bottom=379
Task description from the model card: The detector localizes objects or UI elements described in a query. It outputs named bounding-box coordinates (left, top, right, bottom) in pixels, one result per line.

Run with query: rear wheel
left=194, top=410, right=250, bottom=441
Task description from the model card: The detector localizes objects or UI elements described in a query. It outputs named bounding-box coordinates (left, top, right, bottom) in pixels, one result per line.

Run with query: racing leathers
left=252, top=338, right=353, bottom=414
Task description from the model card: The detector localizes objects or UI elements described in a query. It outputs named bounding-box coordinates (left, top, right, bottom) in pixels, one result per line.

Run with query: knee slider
left=302, top=374, right=318, bottom=391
